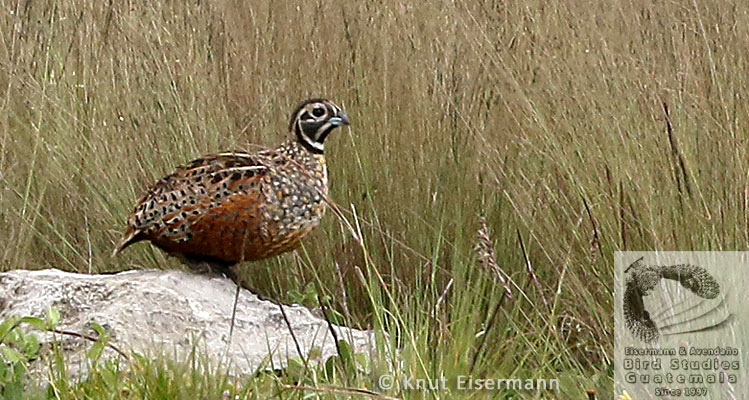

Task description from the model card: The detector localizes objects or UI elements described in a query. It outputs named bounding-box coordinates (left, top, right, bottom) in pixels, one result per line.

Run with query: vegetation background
left=0, top=0, right=747, bottom=398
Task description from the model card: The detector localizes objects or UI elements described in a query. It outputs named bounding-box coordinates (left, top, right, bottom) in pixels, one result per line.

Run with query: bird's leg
left=228, top=284, right=240, bottom=344
left=175, top=254, right=268, bottom=299
left=173, top=253, right=235, bottom=280
left=172, top=254, right=278, bottom=345
left=174, top=254, right=243, bottom=344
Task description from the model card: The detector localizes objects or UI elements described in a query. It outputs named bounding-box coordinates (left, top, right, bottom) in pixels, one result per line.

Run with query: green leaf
left=286, top=289, right=303, bottom=304
left=89, top=322, right=108, bottom=339
left=4, top=330, right=22, bottom=346
left=46, top=307, right=61, bottom=327
left=285, top=357, right=308, bottom=380
left=131, top=351, right=148, bottom=365
left=324, top=355, right=339, bottom=380
left=307, top=345, right=322, bottom=360
left=303, top=283, right=317, bottom=297
left=87, top=340, right=105, bottom=363
left=337, top=340, right=353, bottom=362
left=354, top=352, right=370, bottom=370
left=0, top=316, right=21, bottom=342
left=20, top=316, right=47, bottom=331
left=327, top=309, right=344, bottom=325
left=1, top=345, right=26, bottom=363
left=21, top=333, right=40, bottom=360
left=3, top=380, right=24, bottom=400
left=0, top=357, right=8, bottom=379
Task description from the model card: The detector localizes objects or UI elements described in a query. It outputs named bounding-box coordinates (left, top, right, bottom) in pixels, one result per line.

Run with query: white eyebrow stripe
left=214, top=152, right=255, bottom=157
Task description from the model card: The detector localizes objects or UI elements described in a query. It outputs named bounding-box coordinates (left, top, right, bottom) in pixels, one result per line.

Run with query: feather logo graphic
left=623, top=257, right=726, bottom=343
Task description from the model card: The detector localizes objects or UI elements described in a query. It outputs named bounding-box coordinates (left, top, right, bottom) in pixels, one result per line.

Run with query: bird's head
left=289, top=98, right=349, bottom=154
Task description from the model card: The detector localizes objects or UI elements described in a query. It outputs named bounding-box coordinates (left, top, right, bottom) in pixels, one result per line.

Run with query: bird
left=113, top=98, right=350, bottom=285
left=622, top=257, right=722, bottom=343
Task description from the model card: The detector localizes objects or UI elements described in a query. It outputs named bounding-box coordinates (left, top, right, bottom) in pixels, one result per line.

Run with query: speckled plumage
left=113, top=99, right=349, bottom=270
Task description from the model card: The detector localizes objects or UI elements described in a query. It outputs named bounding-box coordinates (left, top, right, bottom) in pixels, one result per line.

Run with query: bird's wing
left=113, top=151, right=271, bottom=255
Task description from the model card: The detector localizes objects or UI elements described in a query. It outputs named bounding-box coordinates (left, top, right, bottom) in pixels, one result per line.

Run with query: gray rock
left=0, top=269, right=374, bottom=376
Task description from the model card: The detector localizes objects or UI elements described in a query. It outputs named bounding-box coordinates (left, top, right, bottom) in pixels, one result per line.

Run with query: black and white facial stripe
left=289, top=99, right=349, bottom=154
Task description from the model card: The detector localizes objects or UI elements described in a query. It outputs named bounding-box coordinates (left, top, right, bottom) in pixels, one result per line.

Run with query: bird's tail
left=112, top=228, right=141, bottom=257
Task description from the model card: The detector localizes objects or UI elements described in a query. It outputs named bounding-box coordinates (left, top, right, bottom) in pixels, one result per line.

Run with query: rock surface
left=0, top=269, right=374, bottom=376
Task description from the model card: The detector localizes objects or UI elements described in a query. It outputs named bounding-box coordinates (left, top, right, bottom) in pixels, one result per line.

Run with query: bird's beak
left=329, top=112, right=350, bottom=126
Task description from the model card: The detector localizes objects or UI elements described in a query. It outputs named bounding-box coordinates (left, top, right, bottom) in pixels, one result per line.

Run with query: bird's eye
left=312, top=107, right=325, bottom=118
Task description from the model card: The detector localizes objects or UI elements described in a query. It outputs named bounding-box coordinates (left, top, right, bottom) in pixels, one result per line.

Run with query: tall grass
left=1, top=0, right=747, bottom=398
